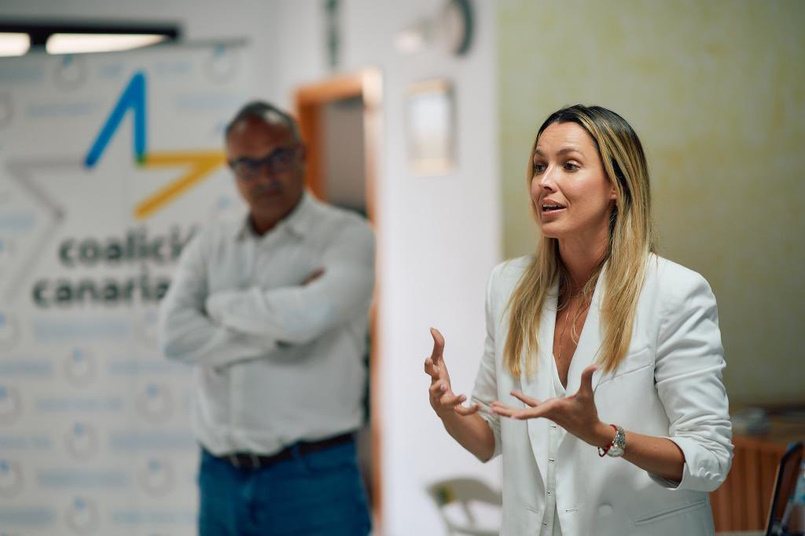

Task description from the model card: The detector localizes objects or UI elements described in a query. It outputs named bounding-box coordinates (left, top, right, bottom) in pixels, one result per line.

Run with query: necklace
left=555, top=294, right=591, bottom=363
left=555, top=306, right=572, bottom=362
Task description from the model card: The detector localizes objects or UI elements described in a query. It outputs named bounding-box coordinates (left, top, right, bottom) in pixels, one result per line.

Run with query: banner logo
left=84, top=71, right=225, bottom=220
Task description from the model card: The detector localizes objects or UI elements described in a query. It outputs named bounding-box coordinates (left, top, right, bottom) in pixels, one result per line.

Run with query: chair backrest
left=765, top=441, right=803, bottom=536
left=427, top=477, right=502, bottom=536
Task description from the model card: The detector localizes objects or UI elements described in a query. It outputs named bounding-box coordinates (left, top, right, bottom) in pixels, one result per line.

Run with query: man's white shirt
left=158, top=193, right=375, bottom=455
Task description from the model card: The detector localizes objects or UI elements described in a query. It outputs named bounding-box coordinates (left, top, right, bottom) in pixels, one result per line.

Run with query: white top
left=471, top=254, right=732, bottom=535
left=540, top=361, right=566, bottom=536
left=158, top=193, right=375, bottom=455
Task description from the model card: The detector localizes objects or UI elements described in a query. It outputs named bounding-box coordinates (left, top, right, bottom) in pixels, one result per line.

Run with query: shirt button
left=548, top=458, right=555, bottom=462
left=551, top=424, right=557, bottom=429
left=547, top=491, right=552, bottom=495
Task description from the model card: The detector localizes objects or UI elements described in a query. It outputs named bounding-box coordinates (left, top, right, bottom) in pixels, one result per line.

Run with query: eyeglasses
left=228, top=145, right=300, bottom=180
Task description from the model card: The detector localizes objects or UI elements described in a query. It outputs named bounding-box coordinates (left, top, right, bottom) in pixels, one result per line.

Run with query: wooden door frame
left=294, top=68, right=384, bottom=526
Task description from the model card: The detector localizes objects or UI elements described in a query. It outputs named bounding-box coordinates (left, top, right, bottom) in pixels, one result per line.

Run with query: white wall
left=274, top=3, right=503, bottom=533
left=0, top=1, right=503, bottom=534
left=314, top=2, right=502, bottom=534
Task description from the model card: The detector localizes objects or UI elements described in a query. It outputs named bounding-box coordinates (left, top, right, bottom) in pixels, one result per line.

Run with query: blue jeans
left=198, top=442, right=371, bottom=536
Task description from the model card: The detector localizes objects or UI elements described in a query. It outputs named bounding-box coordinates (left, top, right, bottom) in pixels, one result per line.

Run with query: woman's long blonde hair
left=503, top=105, right=655, bottom=377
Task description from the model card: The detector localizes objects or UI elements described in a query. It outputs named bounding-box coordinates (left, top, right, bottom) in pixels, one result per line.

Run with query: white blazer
left=471, top=254, right=733, bottom=535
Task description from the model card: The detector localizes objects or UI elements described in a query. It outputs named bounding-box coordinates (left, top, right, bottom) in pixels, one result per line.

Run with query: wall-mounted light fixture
left=0, top=21, right=180, bottom=56
left=45, top=33, right=169, bottom=55
left=0, top=32, right=31, bottom=57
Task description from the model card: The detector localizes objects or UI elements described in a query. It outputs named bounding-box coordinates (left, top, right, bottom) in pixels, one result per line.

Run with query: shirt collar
left=233, top=192, right=315, bottom=241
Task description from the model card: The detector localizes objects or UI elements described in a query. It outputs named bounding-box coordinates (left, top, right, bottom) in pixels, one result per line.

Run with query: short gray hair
left=225, top=101, right=301, bottom=141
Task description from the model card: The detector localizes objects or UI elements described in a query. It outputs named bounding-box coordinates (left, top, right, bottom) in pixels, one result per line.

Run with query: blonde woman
left=425, top=105, right=732, bottom=535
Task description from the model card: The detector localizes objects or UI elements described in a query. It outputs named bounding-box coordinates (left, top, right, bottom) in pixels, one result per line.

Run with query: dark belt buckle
left=228, top=453, right=262, bottom=470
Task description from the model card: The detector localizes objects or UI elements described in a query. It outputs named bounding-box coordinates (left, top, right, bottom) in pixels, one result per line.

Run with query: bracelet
left=598, top=424, right=617, bottom=457
left=598, top=424, right=626, bottom=458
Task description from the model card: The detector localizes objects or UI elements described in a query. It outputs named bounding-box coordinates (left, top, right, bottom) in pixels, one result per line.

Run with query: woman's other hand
left=490, top=364, right=611, bottom=447
left=425, top=328, right=480, bottom=419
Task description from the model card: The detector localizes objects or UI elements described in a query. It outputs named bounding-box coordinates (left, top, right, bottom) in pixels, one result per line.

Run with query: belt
left=217, top=432, right=354, bottom=470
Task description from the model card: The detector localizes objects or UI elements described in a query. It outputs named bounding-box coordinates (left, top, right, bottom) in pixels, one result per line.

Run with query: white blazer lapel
left=554, top=272, right=608, bottom=463
left=519, top=281, right=558, bottom=399
left=565, top=269, right=608, bottom=395
left=520, top=281, right=558, bottom=488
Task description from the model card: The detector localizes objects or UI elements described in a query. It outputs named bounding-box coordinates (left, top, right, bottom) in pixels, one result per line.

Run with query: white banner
left=0, top=43, right=250, bottom=536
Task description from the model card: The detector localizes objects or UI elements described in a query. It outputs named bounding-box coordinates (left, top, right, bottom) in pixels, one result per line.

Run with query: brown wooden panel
left=744, top=447, right=763, bottom=529
left=732, top=447, right=748, bottom=529
left=710, top=481, right=731, bottom=531
left=296, top=74, right=363, bottom=105
left=728, top=458, right=742, bottom=531
left=295, top=102, right=324, bottom=200
left=712, top=435, right=792, bottom=531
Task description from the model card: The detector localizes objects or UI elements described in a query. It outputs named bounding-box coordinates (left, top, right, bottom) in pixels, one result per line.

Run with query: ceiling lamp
left=46, top=33, right=168, bottom=55
left=0, top=32, right=31, bottom=57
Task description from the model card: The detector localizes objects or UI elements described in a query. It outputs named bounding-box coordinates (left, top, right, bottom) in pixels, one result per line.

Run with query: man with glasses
left=158, top=101, right=374, bottom=535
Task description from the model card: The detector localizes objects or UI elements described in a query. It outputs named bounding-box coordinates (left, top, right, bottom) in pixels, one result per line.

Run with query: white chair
left=427, top=477, right=502, bottom=536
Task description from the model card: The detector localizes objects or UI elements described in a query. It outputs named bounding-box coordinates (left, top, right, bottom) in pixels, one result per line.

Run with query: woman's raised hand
left=424, top=328, right=480, bottom=419
left=490, top=364, right=606, bottom=446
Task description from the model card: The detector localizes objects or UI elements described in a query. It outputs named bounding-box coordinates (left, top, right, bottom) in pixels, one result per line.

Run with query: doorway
left=294, top=69, right=383, bottom=526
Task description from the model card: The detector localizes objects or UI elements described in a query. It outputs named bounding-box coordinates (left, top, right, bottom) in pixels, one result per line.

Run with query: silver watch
left=607, top=425, right=626, bottom=457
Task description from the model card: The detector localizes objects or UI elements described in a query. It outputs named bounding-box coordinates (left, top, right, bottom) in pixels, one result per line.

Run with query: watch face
left=609, top=426, right=627, bottom=457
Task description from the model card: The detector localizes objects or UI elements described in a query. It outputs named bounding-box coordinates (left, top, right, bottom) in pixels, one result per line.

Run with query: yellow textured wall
left=497, top=0, right=805, bottom=404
